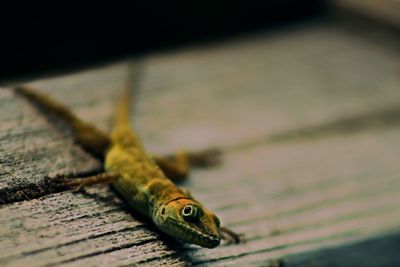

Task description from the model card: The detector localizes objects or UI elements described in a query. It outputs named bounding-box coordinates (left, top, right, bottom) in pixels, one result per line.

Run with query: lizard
left=14, top=66, right=242, bottom=248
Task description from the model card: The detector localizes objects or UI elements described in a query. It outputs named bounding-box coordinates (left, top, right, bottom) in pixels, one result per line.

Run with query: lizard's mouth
left=164, top=218, right=221, bottom=248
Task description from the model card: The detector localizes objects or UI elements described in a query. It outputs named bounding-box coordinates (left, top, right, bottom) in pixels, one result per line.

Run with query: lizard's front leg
left=219, top=226, right=245, bottom=244
left=47, top=172, right=120, bottom=191
left=153, top=148, right=222, bottom=182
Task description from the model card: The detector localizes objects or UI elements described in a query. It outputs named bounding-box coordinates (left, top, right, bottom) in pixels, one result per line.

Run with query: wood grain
left=1, top=20, right=400, bottom=266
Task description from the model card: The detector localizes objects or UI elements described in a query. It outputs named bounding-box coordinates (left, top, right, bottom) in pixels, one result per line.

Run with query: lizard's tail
left=114, top=62, right=141, bottom=129
left=15, top=86, right=111, bottom=158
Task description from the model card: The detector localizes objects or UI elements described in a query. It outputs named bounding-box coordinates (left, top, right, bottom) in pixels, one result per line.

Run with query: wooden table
left=1, top=19, right=400, bottom=266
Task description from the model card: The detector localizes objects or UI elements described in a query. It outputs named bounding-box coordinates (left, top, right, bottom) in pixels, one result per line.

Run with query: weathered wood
left=1, top=20, right=400, bottom=266
left=282, top=233, right=400, bottom=267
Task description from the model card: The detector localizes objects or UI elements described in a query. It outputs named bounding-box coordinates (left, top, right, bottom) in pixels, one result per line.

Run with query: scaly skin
left=14, top=76, right=241, bottom=248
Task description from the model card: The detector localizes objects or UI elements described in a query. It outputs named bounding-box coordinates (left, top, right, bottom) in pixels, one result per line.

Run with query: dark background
left=0, top=1, right=326, bottom=80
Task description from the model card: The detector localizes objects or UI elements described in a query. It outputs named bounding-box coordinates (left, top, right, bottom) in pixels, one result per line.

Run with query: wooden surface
left=1, top=20, right=400, bottom=266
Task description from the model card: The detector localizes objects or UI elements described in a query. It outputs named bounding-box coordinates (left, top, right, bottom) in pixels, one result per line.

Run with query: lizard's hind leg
left=154, top=148, right=222, bottom=182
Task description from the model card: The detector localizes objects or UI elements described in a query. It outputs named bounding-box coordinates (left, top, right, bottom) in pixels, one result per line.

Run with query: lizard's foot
left=218, top=226, right=245, bottom=245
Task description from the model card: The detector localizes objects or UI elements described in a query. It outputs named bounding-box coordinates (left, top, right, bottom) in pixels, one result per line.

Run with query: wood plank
left=2, top=129, right=400, bottom=266
left=1, top=20, right=400, bottom=266
left=282, top=233, right=400, bottom=267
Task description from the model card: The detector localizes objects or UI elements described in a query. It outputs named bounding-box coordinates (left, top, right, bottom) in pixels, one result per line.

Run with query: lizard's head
left=153, top=198, right=221, bottom=248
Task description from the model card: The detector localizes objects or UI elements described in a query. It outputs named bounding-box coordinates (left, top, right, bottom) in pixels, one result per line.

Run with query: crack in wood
left=52, top=238, right=158, bottom=266
left=19, top=226, right=146, bottom=258
left=230, top=105, right=400, bottom=151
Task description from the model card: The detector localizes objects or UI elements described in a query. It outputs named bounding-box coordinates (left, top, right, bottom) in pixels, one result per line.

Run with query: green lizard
left=15, top=68, right=241, bottom=248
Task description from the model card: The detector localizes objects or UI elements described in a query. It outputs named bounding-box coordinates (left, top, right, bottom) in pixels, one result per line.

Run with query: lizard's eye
left=181, top=205, right=198, bottom=221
